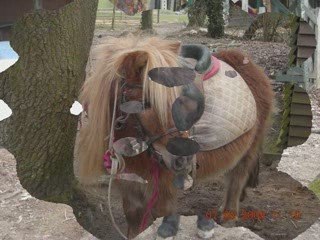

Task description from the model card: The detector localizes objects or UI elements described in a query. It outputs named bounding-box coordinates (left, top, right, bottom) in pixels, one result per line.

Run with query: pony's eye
left=144, top=101, right=151, bottom=108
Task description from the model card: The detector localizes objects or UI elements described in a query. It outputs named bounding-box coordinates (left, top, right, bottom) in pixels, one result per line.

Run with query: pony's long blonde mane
left=78, top=36, right=181, bottom=184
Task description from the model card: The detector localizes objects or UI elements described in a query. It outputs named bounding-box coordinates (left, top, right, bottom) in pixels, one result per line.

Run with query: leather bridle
left=115, top=79, right=182, bottom=164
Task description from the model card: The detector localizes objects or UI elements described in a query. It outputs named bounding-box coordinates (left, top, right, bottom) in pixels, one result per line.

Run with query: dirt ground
left=178, top=154, right=320, bottom=240
left=0, top=148, right=97, bottom=240
left=1, top=22, right=320, bottom=240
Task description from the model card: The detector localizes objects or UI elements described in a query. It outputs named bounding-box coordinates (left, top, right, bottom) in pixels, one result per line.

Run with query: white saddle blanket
left=190, top=60, right=257, bottom=151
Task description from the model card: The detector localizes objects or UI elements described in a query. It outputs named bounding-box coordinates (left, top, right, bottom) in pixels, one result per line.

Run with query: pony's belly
left=191, top=60, right=257, bottom=151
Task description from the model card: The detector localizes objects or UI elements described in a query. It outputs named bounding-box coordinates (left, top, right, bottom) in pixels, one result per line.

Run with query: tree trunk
left=141, top=9, right=153, bottom=30
left=188, top=0, right=207, bottom=27
left=0, top=0, right=126, bottom=239
left=0, top=0, right=98, bottom=204
left=206, top=0, right=225, bottom=38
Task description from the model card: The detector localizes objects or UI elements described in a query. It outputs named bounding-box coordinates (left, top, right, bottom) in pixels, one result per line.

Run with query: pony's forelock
left=77, top=36, right=181, bottom=184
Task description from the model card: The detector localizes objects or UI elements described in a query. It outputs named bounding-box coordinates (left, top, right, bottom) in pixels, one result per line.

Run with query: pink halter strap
left=203, top=55, right=221, bottom=81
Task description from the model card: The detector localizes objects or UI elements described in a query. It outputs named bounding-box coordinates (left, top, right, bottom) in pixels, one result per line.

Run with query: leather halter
left=119, top=80, right=187, bottom=139
left=116, top=80, right=182, bottom=163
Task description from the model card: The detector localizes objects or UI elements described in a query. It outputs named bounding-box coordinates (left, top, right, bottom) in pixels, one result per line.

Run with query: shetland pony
left=78, top=36, right=273, bottom=238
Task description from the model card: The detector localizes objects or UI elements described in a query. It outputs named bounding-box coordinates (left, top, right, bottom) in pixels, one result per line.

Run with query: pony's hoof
left=197, top=215, right=215, bottom=239
left=157, top=214, right=180, bottom=239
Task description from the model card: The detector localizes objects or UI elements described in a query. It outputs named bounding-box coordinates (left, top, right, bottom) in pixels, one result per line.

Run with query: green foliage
left=205, top=0, right=224, bottom=38
left=275, top=83, right=294, bottom=152
left=98, top=0, right=113, bottom=9
left=188, top=0, right=207, bottom=27
left=309, top=179, right=320, bottom=199
left=261, top=13, right=286, bottom=42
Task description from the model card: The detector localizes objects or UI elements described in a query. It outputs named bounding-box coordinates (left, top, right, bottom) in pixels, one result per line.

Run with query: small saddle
left=191, top=56, right=257, bottom=151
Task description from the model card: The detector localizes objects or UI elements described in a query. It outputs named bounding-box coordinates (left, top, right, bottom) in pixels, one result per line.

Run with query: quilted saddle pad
left=190, top=58, right=257, bottom=151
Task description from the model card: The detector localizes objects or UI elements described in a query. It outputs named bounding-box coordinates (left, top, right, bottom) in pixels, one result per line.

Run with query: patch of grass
left=159, top=14, right=188, bottom=23
left=96, top=11, right=188, bottom=26
left=309, top=179, right=320, bottom=199
left=97, top=0, right=188, bottom=24
left=98, top=0, right=113, bottom=9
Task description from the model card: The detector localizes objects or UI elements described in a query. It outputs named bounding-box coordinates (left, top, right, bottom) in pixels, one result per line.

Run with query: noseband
left=115, top=79, right=182, bottom=162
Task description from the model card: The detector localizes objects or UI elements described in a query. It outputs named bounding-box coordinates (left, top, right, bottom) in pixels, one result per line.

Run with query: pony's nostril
left=173, top=157, right=187, bottom=171
left=176, top=159, right=183, bottom=168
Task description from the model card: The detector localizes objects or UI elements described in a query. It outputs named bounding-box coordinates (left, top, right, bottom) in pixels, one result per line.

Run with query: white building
left=300, top=0, right=320, bottom=88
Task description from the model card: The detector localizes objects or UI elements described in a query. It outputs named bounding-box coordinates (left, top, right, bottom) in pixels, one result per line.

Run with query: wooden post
left=157, top=9, right=160, bottom=23
left=317, top=8, right=320, bottom=88
left=111, top=0, right=117, bottom=30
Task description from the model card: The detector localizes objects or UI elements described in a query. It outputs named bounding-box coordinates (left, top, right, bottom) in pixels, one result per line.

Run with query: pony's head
left=78, top=36, right=184, bottom=184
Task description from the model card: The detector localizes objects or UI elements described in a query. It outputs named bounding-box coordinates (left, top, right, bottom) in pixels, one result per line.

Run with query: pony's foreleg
left=122, top=194, right=146, bottom=238
left=154, top=173, right=179, bottom=239
left=121, top=173, right=178, bottom=239
left=119, top=182, right=148, bottom=239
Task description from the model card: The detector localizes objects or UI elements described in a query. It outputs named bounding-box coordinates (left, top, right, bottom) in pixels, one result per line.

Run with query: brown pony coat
left=77, top=37, right=273, bottom=238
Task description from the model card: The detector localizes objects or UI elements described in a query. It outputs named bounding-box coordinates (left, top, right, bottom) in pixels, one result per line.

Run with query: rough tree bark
left=141, top=9, right=153, bottom=30
left=187, top=0, right=207, bottom=27
left=0, top=0, right=97, bottom=204
left=206, top=0, right=225, bottom=38
left=0, top=0, right=124, bottom=239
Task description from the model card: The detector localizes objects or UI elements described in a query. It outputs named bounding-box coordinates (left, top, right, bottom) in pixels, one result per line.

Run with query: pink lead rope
left=104, top=149, right=160, bottom=233
left=139, top=155, right=160, bottom=232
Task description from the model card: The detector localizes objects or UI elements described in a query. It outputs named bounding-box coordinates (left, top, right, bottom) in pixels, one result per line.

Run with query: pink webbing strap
left=139, top=156, right=160, bottom=232
left=202, top=55, right=221, bottom=81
